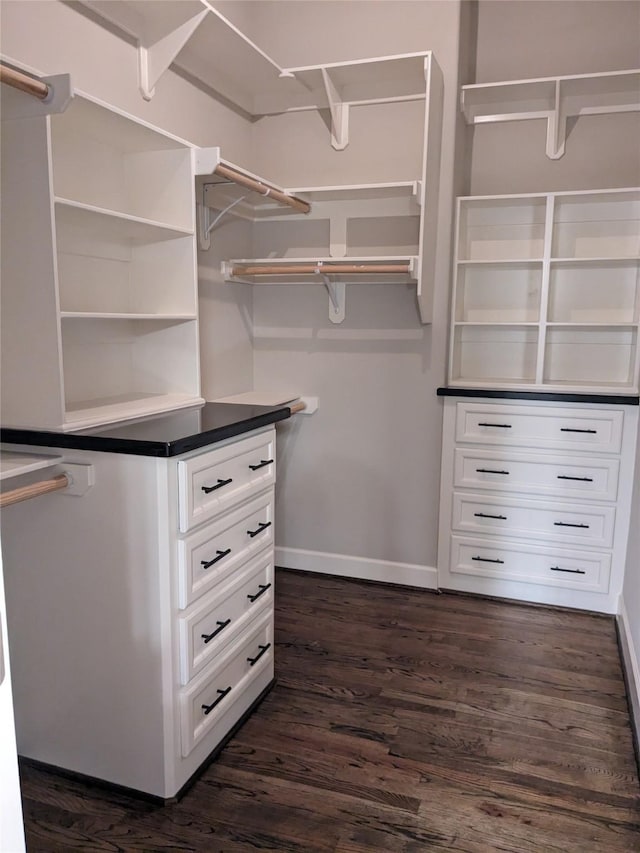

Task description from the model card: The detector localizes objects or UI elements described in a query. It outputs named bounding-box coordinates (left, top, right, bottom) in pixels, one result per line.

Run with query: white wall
left=241, top=1, right=463, bottom=580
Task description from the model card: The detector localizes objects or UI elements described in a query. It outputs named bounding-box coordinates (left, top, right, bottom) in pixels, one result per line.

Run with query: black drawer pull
left=476, top=468, right=510, bottom=475
left=201, top=548, right=231, bottom=569
left=247, top=521, right=272, bottom=538
left=553, top=521, right=589, bottom=529
left=550, top=566, right=586, bottom=575
left=202, top=477, right=233, bottom=494
left=201, top=619, right=231, bottom=644
left=201, top=686, right=232, bottom=715
left=472, top=555, right=504, bottom=564
left=247, top=643, right=271, bottom=667
left=249, top=459, right=274, bottom=471
left=478, top=422, right=512, bottom=429
left=560, top=428, right=597, bottom=434
left=474, top=512, right=507, bottom=520
left=247, top=583, right=272, bottom=603
left=557, top=475, right=593, bottom=482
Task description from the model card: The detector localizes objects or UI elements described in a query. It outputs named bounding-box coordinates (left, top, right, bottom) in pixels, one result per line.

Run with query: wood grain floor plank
left=19, top=569, right=640, bottom=852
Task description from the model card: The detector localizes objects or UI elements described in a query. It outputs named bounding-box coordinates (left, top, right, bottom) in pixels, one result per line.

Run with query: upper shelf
left=76, top=1, right=432, bottom=148
left=461, top=68, right=640, bottom=159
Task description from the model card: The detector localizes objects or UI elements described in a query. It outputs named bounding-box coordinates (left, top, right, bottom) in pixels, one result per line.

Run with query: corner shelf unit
left=1, top=88, right=206, bottom=431
left=461, top=68, right=640, bottom=159
left=449, top=188, right=640, bottom=393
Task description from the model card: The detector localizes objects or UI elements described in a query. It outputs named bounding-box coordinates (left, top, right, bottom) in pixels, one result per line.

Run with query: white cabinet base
left=437, top=396, right=638, bottom=614
left=0, top=428, right=277, bottom=799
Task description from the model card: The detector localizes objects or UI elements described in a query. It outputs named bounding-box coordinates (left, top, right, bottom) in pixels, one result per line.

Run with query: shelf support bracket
left=138, top=8, right=209, bottom=101
left=321, top=68, right=350, bottom=150
left=546, top=79, right=567, bottom=159
left=321, top=274, right=346, bottom=323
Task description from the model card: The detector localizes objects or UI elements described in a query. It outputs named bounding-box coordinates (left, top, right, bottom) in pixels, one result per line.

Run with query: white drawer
left=452, top=492, right=616, bottom=548
left=178, top=430, right=275, bottom=533
left=178, top=551, right=273, bottom=685
left=180, top=612, right=273, bottom=758
left=455, top=402, right=624, bottom=454
left=450, top=535, right=611, bottom=593
left=177, top=490, right=273, bottom=609
left=454, top=448, right=619, bottom=502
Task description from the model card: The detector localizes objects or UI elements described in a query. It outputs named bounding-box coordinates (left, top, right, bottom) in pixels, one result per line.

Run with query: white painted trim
left=275, top=546, right=438, bottom=589
left=617, top=597, right=640, bottom=750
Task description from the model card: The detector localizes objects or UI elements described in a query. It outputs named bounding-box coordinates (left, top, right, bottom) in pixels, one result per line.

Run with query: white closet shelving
left=203, top=51, right=443, bottom=324
left=1, top=88, right=205, bottom=431
left=449, top=188, right=640, bottom=393
left=78, top=1, right=437, bottom=150
left=218, top=182, right=419, bottom=323
left=72, top=4, right=444, bottom=323
left=461, top=68, right=640, bottom=159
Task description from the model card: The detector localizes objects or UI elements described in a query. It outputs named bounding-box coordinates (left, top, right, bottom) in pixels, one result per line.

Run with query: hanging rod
left=0, top=62, right=50, bottom=101
left=289, top=400, right=307, bottom=414
left=0, top=473, right=69, bottom=508
left=229, top=261, right=412, bottom=276
left=213, top=163, right=311, bottom=214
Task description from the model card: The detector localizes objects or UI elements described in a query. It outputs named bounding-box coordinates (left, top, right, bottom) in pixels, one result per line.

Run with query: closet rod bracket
left=320, top=273, right=346, bottom=323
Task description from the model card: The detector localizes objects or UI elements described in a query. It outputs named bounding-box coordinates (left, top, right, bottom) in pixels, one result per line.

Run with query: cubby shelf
left=1, top=89, right=206, bottom=431
left=449, top=188, right=640, bottom=393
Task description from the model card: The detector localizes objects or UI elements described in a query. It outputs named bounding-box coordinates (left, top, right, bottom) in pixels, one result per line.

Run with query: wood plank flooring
left=19, top=569, right=640, bottom=852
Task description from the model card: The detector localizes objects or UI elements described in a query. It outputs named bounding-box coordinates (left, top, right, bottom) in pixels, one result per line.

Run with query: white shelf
left=64, top=392, right=204, bottom=432
left=461, top=69, right=640, bottom=159
left=60, top=312, right=198, bottom=321
left=0, top=451, right=63, bottom=482
left=449, top=189, right=640, bottom=392
left=54, top=198, right=193, bottom=242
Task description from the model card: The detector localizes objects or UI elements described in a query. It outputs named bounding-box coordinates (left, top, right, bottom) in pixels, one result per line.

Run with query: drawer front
left=454, top=448, right=619, bottom=502
left=455, top=402, right=624, bottom=454
left=178, top=552, right=274, bottom=685
left=178, top=430, right=275, bottom=533
left=452, top=492, right=616, bottom=548
left=177, top=490, right=274, bottom=608
left=450, top=535, right=611, bottom=593
left=180, top=612, right=273, bottom=758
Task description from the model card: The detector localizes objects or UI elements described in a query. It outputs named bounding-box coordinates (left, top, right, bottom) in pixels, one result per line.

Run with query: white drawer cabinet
left=438, top=397, right=638, bottom=612
left=455, top=402, right=624, bottom=453
left=178, top=550, right=274, bottom=684
left=0, top=425, right=277, bottom=799
left=177, top=490, right=274, bottom=608
left=178, top=430, right=275, bottom=532
left=180, top=611, right=273, bottom=758
left=454, top=448, right=620, bottom=501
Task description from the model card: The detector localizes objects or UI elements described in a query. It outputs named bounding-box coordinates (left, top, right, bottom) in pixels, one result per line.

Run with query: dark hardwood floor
left=19, top=569, right=640, bottom=852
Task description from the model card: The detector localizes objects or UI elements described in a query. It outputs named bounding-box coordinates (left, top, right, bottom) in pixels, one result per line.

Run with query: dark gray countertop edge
left=0, top=408, right=292, bottom=457
left=436, top=387, right=640, bottom=406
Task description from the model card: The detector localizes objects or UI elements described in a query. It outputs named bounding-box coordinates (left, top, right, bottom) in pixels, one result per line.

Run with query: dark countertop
left=437, top=387, right=640, bottom=406
left=0, top=402, right=292, bottom=457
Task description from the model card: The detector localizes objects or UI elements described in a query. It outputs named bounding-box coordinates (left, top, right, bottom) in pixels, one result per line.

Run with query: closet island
left=1, top=402, right=293, bottom=799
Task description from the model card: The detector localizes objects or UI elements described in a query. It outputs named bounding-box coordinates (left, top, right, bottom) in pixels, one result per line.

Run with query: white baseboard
left=275, top=546, right=438, bottom=589
left=617, top=598, right=640, bottom=751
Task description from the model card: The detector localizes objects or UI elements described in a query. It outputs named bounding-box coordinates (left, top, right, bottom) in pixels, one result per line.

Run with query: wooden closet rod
left=214, top=163, right=311, bottom=214
left=0, top=473, right=69, bottom=508
left=0, top=63, right=49, bottom=101
left=289, top=400, right=307, bottom=414
left=230, top=262, right=412, bottom=276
